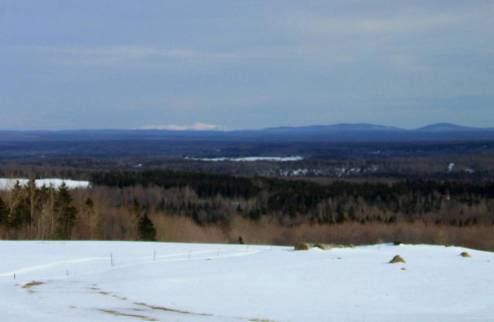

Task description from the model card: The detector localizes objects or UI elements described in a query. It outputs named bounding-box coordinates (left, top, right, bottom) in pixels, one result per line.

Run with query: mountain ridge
left=1, top=123, right=493, bottom=142
left=1, top=122, right=492, bottom=133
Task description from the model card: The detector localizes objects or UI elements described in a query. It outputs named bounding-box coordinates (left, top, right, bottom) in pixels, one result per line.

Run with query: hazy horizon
left=0, top=121, right=492, bottom=132
left=1, top=1, right=493, bottom=130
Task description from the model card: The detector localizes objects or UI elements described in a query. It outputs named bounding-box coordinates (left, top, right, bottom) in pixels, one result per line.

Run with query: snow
left=465, top=167, right=476, bottom=174
left=0, top=241, right=493, bottom=322
left=0, top=178, right=90, bottom=191
left=448, top=163, right=455, bottom=172
left=185, top=156, right=304, bottom=162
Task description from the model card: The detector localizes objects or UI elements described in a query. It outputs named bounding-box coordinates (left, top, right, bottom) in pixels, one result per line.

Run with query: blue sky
left=0, top=0, right=493, bottom=130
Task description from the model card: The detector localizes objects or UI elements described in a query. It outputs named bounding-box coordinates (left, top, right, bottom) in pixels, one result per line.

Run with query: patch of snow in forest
left=448, top=163, right=456, bottom=172
left=0, top=178, right=90, bottom=191
left=185, top=156, right=304, bottom=162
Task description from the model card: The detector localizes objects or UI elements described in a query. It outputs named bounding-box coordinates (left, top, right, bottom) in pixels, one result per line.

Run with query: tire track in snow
left=0, top=257, right=107, bottom=277
left=0, top=250, right=221, bottom=278
left=0, top=248, right=261, bottom=278
left=100, top=249, right=261, bottom=272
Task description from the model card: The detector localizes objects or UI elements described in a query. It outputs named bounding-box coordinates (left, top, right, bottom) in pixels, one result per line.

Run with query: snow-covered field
left=0, top=241, right=493, bottom=322
left=0, top=178, right=90, bottom=190
left=185, top=156, right=304, bottom=162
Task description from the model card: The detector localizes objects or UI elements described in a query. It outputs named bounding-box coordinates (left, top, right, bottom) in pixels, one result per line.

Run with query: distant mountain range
left=416, top=123, right=491, bottom=132
left=0, top=123, right=493, bottom=142
left=1, top=122, right=493, bottom=160
left=264, top=122, right=492, bottom=133
left=263, top=123, right=402, bottom=133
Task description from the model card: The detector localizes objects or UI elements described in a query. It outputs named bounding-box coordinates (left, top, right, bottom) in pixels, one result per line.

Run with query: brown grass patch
left=150, top=215, right=228, bottom=243
left=22, top=281, right=45, bottom=289
left=315, top=243, right=352, bottom=250
left=294, top=243, right=311, bottom=251
left=313, top=243, right=332, bottom=250
left=148, top=214, right=494, bottom=251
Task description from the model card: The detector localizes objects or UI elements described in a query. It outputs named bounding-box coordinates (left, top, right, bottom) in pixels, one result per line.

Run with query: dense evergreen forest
left=91, top=170, right=494, bottom=226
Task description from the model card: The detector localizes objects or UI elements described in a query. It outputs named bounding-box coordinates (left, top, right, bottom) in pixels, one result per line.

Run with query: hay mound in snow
left=389, top=255, right=406, bottom=264
left=294, top=243, right=311, bottom=251
left=460, top=251, right=471, bottom=258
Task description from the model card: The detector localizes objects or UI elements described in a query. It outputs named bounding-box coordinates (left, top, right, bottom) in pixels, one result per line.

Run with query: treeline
left=2, top=170, right=494, bottom=245
left=92, top=170, right=260, bottom=199
left=92, top=171, right=494, bottom=227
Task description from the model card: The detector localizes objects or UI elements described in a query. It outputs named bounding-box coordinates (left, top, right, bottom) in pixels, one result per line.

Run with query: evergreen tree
left=8, top=198, right=30, bottom=228
left=54, top=184, right=78, bottom=239
left=7, top=181, right=31, bottom=228
left=0, top=197, right=8, bottom=225
left=84, top=197, right=94, bottom=212
left=138, top=213, right=156, bottom=241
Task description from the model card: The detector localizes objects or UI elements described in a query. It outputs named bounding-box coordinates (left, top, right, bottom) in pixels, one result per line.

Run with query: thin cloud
left=13, top=44, right=344, bottom=68
left=282, top=6, right=485, bottom=38
left=26, top=46, right=239, bottom=67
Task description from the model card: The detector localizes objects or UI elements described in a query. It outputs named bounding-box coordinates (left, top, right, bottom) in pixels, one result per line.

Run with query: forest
left=1, top=170, right=494, bottom=250
left=91, top=170, right=494, bottom=225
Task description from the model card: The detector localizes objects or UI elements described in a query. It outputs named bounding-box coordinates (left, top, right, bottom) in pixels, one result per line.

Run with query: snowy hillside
left=0, top=241, right=492, bottom=322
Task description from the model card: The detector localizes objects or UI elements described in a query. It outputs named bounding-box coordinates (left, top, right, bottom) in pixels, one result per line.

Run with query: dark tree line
left=92, top=171, right=494, bottom=227
left=92, top=170, right=260, bottom=199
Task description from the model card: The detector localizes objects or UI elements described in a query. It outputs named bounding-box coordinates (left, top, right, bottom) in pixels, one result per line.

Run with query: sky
left=0, top=0, right=493, bottom=130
